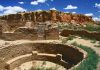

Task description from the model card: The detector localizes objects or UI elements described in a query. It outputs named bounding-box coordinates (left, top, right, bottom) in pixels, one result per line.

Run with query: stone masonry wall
left=0, top=43, right=84, bottom=70
left=60, top=30, right=100, bottom=41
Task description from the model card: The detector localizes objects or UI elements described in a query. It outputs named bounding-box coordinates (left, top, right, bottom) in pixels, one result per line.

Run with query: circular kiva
left=0, top=43, right=86, bottom=70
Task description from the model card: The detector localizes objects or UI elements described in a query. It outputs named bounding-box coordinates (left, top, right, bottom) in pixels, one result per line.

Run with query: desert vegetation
left=73, top=45, right=99, bottom=70
left=61, top=35, right=99, bottom=70
left=58, top=23, right=100, bottom=32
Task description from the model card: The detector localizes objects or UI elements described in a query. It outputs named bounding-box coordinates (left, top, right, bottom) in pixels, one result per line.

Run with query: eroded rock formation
left=0, top=10, right=95, bottom=41
left=0, top=10, right=94, bottom=25
left=0, top=10, right=94, bottom=33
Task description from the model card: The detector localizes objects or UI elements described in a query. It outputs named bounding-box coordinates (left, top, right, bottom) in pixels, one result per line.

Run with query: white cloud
left=31, top=1, right=38, bottom=5
left=37, top=0, right=46, bottom=3
left=50, top=7, right=56, bottom=10
left=4, top=6, right=26, bottom=12
left=64, top=11, right=69, bottom=13
left=93, top=17, right=100, bottom=21
left=0, top=5, right=26, bottom=15
left=0, top=5, right=4, bottom=11
left=72, top=12, right=76, bottom=14
left=64, top=5, right=78, bottom=10
left=35, top=9, right=42, bottom=11
left=95, top=3, right=100, bottom=9
left=4, top=10, right=17, bottom=15
left=31, top=0, right=47, bottom=5
left=85, top=13, right=94, bottom=16
left=98, top=11, right=100, bottom=12
left=18, top=2, right=24, bottom=4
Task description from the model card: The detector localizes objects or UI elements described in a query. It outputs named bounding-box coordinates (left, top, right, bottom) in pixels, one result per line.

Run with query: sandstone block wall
left=0, top=43, right=84, bottom=70
left=1, top=28, right=59, bottom=41
left=60, top=30, right=100, bottom=41
left=9, top=54, right=32, bottom=70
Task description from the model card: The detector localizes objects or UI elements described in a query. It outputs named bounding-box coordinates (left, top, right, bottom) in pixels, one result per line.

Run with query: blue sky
left=0, top=0, right=100, bottom=21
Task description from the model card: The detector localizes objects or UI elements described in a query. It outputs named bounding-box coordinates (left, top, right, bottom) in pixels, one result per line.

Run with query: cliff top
left=0, top=10, right=92, bottom=18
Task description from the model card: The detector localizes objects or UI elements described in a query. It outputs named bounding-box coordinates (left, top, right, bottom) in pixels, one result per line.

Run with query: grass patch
left=67, top=35, right=75, bottom=40
left=72, top=44, right=99, bottom=70
left=84, top=24, right=100, bottom=32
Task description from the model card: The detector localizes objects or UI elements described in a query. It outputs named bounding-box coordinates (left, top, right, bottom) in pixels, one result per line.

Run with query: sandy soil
left=13, top=61, right=66, bottom=70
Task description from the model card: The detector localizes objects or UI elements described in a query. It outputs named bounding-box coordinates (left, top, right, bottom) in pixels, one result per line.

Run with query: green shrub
left=67, top=35, right=75, bottom=40
left=91, top=39, right=97, bottom=43
left=73, top=45, right=99, bottom=70
left=84, top=24, right=100, bottom=32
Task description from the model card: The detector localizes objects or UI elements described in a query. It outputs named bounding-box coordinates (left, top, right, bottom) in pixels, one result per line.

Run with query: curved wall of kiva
left=0, top=43, right=85, bottom=70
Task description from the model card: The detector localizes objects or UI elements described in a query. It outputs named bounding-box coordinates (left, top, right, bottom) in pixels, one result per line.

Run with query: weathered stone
left=0, top=10, right=94, bottom=25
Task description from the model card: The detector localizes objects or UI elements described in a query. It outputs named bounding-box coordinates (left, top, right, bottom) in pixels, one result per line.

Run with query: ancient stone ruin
left=60, top=29, right=100, bottom=41
left=0, top=43, right=86, bottom=70
left=0, top=10, right=95, bottom=70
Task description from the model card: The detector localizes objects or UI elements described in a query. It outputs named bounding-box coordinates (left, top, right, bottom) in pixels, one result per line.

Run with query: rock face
left=0, top=10, right=94, bottom=24
left=0, top=10, right=94, bottom=35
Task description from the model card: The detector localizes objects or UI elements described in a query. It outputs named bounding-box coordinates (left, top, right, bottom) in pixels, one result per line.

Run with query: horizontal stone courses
left=0, top=42, right=86, bottom=70
left=6, top=53, right=69, bottom=70
left=0, top=28, right=59, bottom=41
left=60, top=29, right=100, bottom=41
left=6, top=54, right=32, bottom=64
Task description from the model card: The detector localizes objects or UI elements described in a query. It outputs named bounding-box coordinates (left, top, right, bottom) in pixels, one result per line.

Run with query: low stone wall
left=1, top=33, right=38, bottom=41
left=0, top=43, right=84, bottom=70
left=8, top=54, right=32, bottom=70
left=0, top=28, right=59, bottom=41
left=60, top=30, right=100, bottom=41
left=8, top=53, right=70, bottom=70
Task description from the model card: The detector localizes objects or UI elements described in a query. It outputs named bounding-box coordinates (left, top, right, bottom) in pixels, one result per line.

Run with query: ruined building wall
left=60, top=30, right=100, bottom=41
left=1, top=28, right=59, bottom=41
left=0, top=43, right=84, bottom=70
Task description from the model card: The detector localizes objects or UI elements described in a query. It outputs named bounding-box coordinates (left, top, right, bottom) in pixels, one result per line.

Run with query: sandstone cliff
left=0, top=10, right=94, bottom=24
left=0, top=10, right=94, bottom=32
